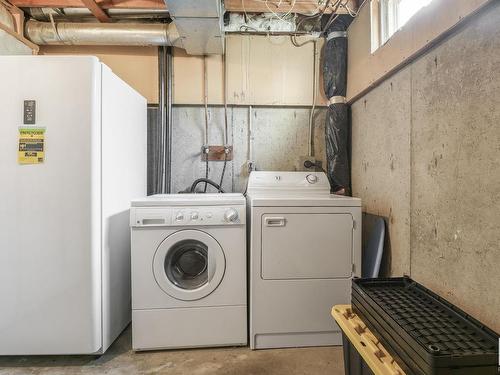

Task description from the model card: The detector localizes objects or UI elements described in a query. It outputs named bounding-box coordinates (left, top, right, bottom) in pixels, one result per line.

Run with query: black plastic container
left=352, top=277, right=499, bottom=375
left=342, top=332, right=375, bottom=375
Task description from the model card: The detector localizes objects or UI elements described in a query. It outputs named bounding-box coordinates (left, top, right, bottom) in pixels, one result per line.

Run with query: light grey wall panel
left=170, top=106, right=327, bottom=194
left=351, top=68, right=412, bottom=277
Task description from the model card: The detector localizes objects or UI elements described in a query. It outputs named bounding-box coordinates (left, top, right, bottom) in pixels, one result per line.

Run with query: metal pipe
left=157, top=46, right=167, bottom=194
left=203, top=55, right=209, bottom=146
left=25, top=19, right=181, bottom=46
left=223, top=39, right=228, bottom=146
left=165, top=46, right=173, bottom=194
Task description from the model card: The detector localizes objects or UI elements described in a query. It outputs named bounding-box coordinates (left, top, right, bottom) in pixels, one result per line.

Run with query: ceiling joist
left=7, top=0, right=166, bottom=9
left=225, top=0, right=357, bottom=15
left=80, top=0, right=111, bottom=21
left=8, top=0, right=357, bottom=15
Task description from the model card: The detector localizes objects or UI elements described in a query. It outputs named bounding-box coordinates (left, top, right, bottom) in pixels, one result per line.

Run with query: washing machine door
left=153, top=229, right=226, bottom=301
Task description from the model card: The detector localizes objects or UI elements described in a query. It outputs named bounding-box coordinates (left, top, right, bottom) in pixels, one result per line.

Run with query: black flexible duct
left=190, top=178, right=226, bottom=194
left=323, top=16, right=353, bottom=195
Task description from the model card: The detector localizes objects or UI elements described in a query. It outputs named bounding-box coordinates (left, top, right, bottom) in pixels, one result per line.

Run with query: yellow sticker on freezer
left=18, top=127, right=45, bottom=164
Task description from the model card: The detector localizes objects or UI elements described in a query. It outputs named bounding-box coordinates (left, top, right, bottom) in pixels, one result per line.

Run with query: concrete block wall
left=351, top=2, right=500, bottom=332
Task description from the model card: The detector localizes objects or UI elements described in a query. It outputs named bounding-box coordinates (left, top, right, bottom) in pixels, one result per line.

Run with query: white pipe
left=248, top=105, right=253, bottom=164
left=25, top=20, right=181, bottom=46
left=203, top=55, right=209, bottom=146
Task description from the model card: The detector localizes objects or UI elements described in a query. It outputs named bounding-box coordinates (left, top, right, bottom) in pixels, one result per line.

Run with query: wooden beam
left=81, top=0, right=111, bottom=21
left=8, top=0, right=357, bottom=15
left=1, top=0, right=24, bottom=33
left=7, top=0, right=166, bottom=9
left=224, top=0, right=358, bottom=15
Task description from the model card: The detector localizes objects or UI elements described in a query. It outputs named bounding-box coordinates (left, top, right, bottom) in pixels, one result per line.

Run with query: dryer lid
left=246, top=171, right=361, bottom=207
left=246, top=171, right=330, bottom=194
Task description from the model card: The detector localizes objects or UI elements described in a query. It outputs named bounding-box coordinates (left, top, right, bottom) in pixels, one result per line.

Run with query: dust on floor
left=0, top=327, right=345, bottom=375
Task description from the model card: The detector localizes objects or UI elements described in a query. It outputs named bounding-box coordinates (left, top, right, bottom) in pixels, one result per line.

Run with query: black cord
left=204, top=156, right=209, bottom=192
left=190, top=178, right=226, bottom=194
left=304, top=160, right=327, bottom=174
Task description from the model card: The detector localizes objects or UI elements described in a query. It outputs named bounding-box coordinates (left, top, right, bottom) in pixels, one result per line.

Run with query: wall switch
left=24, top=100, right=36, bottom=124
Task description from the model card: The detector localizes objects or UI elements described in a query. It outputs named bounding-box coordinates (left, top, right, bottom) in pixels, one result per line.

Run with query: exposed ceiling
left=8, top=0, right=357, bottom=14
left=9, top=0, right=358, bottom=53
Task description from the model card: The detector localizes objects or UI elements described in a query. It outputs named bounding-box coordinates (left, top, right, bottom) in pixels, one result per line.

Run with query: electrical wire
left=48, top=13, right=63, bottom=43
left=223, top=41, right=228, bottom=146
left=219, top=38, right=229, bottom=193
left=323, top=0, right=346, bottom=31
left=190, top=178, right=226, bottom=194
left=291, top=0, right=333, bottom=47
left=264, top=0, right=297, bottom=24
left=290, top=0, right=351, bottom=47
left=203, top=55, right=209, bottom=192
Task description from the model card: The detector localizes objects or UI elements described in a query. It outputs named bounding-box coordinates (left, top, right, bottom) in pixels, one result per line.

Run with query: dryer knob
left=224, top=208, right=239, bottom=222
left=306, top=174, right=318, bottom=184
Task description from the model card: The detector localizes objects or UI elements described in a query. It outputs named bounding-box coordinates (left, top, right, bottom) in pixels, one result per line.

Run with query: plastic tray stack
left=352, top=277, right=499, bottom=375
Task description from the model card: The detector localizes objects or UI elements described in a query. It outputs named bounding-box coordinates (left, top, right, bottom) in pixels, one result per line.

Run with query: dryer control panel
left=130, top=205, right=246, bottom=227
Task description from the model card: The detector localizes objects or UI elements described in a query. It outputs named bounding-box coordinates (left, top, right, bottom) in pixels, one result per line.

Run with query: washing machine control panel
left=131, top=206, right=245, bottom=227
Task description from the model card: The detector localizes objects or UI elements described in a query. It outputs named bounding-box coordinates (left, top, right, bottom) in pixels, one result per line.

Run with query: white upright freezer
left=0, top=56, right=147, bottom=355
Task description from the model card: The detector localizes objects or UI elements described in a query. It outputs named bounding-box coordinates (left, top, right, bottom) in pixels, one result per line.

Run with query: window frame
left=371, top=0, right=432, bottom=53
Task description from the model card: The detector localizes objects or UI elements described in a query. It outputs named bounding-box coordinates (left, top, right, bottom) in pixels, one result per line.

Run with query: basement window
left=371, top=0, right=434, bottom=52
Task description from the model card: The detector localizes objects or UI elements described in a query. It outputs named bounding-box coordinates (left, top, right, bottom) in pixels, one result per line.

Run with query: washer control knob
left=191, top=212, right=199, bottom=220
left=224, top=208, right=239, bottom=223
left=306, top=174, right=318, bottom=184
left=175, top=212, right=184, bottom=221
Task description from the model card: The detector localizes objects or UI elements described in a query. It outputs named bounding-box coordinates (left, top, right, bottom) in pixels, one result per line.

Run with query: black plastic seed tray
left=352, top=277, right=499, bottom=375
left=353, top=290, right=441, bottom=375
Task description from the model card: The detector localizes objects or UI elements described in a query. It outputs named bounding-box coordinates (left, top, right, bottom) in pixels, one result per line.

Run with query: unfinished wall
left=351, top=2, right=500, bottom=332
left=41, top=35, right=325, bottom=106
left=42, top=37, right=327, bottom=194
left=154, top=106, right=327, bottom=194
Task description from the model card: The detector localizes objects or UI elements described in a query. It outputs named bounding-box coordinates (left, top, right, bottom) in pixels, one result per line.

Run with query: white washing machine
left=130, top=193, right=247, bottom=351
left=247, top=171, right=361, bottom=349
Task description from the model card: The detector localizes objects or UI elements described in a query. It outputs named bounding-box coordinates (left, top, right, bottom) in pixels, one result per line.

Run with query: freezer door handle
left=265, top=217, right=286, bottom=227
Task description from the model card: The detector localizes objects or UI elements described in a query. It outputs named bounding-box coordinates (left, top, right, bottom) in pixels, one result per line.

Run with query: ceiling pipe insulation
left=25, top=19, right=182, bottom=47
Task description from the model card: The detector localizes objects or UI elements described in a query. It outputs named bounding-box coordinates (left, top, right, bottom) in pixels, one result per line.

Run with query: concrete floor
left=0, top=327, right=345, bottom=375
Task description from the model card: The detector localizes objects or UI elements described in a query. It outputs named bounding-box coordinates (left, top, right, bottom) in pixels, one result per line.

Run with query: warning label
left=18, top=127, right=45, bottom=164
